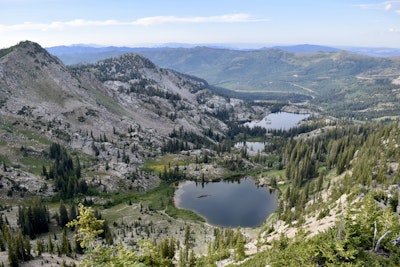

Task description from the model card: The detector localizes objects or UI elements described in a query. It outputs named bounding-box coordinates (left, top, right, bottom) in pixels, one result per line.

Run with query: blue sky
left=1, top=0, right=399, bottom=48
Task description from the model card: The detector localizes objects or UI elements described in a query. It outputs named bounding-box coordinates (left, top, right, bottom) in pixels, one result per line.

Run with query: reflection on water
left=174, top=178, right=278, bottom=228
left=245, top=112, right=310, bottom=130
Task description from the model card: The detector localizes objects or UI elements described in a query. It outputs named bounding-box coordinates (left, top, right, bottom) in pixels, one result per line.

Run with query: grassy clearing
left=20, top=155, right=50, bottom=175
left=100, top=182, right=204, bottom=222
left=0, top=120, right=15, bottom=134
left=165, top=204, right=205, bottom=221
left=138, top=182, right=204, bottom=221
left=87, top=85, right=127, bottom=117
left=0, top=154, right=12, bottom=166
left=325, top=168, right=338, bottom=181
left=20, top=130, right=52, bottom=146
left=257, top=168, right=286, bottom=181
left=142, top=154, right=193, bottom=174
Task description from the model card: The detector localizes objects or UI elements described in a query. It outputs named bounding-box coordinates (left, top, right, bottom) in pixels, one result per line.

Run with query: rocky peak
left=0, top=41, right=84, bottom=116
left=1, top=40, right=63, bottom=66
left=83, top=52, right=208, bottom=95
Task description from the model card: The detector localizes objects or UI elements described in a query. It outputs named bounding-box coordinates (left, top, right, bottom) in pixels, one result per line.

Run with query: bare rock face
left=74, top=52, right=239, bottom=136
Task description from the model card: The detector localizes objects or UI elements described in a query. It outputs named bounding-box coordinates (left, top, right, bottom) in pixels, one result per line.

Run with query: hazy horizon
left=1, top=0, right=400, bottom=49
left=43, top=42, right=400, bottom=50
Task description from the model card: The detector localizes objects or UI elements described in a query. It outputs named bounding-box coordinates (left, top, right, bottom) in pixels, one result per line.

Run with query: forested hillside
left=240, top=122, right=400, bottom=266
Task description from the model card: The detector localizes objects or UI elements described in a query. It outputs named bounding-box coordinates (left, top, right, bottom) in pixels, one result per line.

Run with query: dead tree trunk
left=374, top=231, right=391, bottom=253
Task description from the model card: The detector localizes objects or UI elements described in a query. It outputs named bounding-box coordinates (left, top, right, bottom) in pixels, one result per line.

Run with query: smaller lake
left=234, top=141, right=266, bottom=152
left=175, top=178, right=278, bottom=228
left=245, top=112, right=310, bottom=130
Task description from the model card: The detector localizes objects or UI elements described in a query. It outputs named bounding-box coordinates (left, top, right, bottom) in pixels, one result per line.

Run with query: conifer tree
left=47, top=233, right=54, bottom=254
left=36, top=239, right=44, bottom=256
left=234, top=228, right=246, bottom=261
left=59, top=201, right=69, bottom=227
left=188, top=249, right=196, bottom=267
left=0, top=236, right=3, bottom=253
left=61, top=229, right=71, bottom=256
left=7, top=239, right=18, bottom=267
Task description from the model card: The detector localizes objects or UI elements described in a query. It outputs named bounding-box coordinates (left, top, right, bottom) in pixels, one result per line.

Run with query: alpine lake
left=174, top=112, right=310, bottom=227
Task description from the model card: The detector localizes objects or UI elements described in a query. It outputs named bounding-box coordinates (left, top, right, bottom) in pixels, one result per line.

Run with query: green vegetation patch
left=102, top=182, right=204, bottom=222
left=139, top=182, right=204, bottom=221
left=0, top=154, right=12, bottom=166
left=142, top=154, right=193, bottom=174
left=20, top=156, right=50, bottom=175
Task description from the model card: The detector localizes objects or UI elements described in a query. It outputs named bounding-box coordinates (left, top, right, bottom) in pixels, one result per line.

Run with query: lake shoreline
left=174, top=177, right=278, bottom=228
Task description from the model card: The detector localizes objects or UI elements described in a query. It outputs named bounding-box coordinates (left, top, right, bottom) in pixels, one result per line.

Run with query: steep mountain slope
left=0, top=41, right=264, bottom=197
left=0, top=41, right=260, bottom=139
left=0, top=41, right=127, bottom=136
left=238, top=122, right=400, bottom=267
left=71, top=52, right=243, bottom=135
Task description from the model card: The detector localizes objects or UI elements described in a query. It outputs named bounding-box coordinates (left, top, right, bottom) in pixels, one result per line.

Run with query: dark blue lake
left=174, top=178, right=278, bottom=228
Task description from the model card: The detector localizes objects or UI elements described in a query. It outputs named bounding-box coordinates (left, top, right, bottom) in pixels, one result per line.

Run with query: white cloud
left=356, top=1, right=400, bottom=13
left=389, top=28, right=400, bottom=32
left=0, top=14, right=270, bottom=32
left=0, top=0, right=48, bottom=2
left=131, top=13, right=269, bottom=26
left=0, top=19, right=124, bottom=32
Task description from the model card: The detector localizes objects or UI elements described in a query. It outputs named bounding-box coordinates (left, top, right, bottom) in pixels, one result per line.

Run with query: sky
left=1, top=0, right=400, bottom=49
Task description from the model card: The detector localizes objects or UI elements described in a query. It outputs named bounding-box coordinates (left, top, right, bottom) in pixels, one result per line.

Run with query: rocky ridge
left=0, top=41, right=268, bottom=197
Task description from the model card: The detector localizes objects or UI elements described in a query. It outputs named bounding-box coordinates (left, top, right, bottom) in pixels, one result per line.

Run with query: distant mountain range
left=47, top=43, right=400, bottom=66
left=46, top=43, right=400, bottom=120
left=270, top=44, right=341, bottom=53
